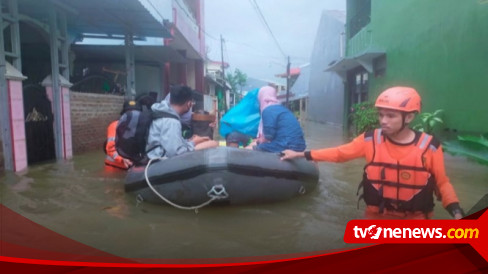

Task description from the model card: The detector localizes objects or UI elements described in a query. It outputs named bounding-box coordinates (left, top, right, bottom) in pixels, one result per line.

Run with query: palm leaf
left=458, top=135, right=488, bottom=148
left=433, top=109, right=444, bottom=116
left=443, top=139, right=488, bottom=166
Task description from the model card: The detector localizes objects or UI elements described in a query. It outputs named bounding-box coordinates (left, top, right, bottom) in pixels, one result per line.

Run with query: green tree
left=226, top=69, right=247, bottom=103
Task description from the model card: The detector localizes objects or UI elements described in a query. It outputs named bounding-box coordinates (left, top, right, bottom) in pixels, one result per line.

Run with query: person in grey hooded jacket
left=146, top=85, right=218, bottom=159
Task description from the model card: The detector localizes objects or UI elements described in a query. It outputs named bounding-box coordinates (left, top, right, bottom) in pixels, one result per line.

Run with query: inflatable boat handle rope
left=144, top=157, right=229, bottom=211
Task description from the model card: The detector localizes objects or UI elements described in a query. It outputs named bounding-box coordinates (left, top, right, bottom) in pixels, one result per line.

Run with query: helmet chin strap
left=389, top=113, right=408, bottom=137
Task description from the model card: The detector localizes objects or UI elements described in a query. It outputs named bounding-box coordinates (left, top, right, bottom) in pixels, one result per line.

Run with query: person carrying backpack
left=105, top=101, right=138, bottom=169
left=146, top=85, right=218, bottom=159
left=115, top=98, right=152, bottom=166
left=104, top=120, right=133, bottom=170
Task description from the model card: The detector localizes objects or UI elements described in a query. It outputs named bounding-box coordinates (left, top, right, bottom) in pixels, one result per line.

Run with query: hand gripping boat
left=125, top=147, right=319, bottom=210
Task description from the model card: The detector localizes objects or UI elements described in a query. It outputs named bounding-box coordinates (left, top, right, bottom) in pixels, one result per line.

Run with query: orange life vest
left=104, top=121, right=129, bottom=170
left=359, top=129, right=440, bottom=215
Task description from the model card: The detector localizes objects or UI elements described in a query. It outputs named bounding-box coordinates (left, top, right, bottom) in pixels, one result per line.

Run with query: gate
left=23, top=84, right=55, bottom=164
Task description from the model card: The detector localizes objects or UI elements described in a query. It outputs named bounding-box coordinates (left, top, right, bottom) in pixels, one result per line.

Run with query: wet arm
left=427, top=146, right=463, bottom=217
left=106, top=139, right=117, bottom=156
left=307, top=134, right=366, bottom=162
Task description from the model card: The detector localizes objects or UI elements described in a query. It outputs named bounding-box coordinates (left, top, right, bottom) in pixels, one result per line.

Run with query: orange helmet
left=375, top=86, right=421, bottom=113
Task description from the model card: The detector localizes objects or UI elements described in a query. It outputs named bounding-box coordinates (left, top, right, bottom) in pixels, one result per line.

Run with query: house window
left=349, top=68, right=369, bottom=107
left=374, top=55, right=387, bottom=77
left=348, top=0, right=371, bottom=38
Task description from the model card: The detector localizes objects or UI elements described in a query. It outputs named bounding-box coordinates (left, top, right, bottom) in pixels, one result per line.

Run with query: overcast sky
left=204, top=0, right=345, bottom=82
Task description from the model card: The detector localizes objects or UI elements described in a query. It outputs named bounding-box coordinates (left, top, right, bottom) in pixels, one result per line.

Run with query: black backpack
left=115, top=107, right=178, bottom=164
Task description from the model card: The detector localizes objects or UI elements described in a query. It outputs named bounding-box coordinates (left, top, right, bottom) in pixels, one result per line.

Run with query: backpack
left=115, top=107, right=178, bottom=164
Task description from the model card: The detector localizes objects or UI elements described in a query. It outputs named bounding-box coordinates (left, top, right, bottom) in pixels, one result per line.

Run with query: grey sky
left=204, top=0, right=345, bottom=82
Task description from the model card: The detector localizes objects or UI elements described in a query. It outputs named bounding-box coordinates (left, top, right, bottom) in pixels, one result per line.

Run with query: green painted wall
left=347, top=0, right=488, bottom=133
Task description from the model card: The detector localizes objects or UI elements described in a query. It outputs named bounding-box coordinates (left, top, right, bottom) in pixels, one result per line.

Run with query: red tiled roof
left=275, top=67, right=301, bottom=78
left=208, top=61, right=229, bottom=68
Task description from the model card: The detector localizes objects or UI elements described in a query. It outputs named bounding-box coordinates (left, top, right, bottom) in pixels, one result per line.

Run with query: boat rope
left=144, top=157, right=227, bottom=211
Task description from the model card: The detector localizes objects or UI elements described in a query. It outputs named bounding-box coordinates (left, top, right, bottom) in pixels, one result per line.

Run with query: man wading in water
left=281, top=86, right=464, bottom=220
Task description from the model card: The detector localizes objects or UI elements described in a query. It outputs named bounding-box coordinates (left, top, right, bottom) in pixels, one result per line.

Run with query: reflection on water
left=1, top=121, right=487, bottom=259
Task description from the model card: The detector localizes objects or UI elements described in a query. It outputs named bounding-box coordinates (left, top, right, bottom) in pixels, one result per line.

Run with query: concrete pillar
left=5, top=62, right=28, bottom=172
left=163, top=62, right=171, bottom=97
left=179, top=63, right=187, bottom=85
left=195, top=59, right=204, bottom=92
left=125, top=33, right=136, bottom=99
left=42, top=75, right=73, bottom=160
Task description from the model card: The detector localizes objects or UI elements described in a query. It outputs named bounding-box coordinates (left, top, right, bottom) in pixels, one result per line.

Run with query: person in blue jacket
left=246, top=86, right=306, bottom=152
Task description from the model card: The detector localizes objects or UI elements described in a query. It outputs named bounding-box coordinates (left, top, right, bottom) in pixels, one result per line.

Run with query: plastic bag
left=219, top=88, right=260, bottom=138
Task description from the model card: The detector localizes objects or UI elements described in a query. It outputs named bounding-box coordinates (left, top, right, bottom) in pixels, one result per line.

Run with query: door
left=23, top=84, right=56, bottom=164
left=346, top=67, right=369, bottom=134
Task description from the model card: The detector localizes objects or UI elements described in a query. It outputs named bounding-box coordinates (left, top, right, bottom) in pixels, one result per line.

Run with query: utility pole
left=220, top=34, right=227, bottom=113
left=220, top=34, right=226, bottom=86
left=285, top=56, right=291, bottom=108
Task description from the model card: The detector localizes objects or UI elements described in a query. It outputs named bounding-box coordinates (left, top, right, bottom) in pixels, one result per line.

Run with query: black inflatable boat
left=125, top=147, right=319, bottom=209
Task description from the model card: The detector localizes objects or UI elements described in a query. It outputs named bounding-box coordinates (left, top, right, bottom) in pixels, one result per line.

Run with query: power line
left=248, top=0, right=287, bottom=58
left=146, top=0, right=165, bottom=24
left=202, top=28, right=219, bottom=41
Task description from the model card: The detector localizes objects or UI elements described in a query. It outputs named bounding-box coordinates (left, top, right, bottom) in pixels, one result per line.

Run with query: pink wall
left=45, top=85, right=73, bottom=160
left=7, top=80, right=27, bottom=172
left=62, top=87, right=72, bottom=158
left=172, top=0, right=205, bottom=58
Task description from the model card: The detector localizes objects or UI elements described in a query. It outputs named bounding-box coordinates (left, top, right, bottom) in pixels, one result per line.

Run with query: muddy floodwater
left=1, top=121, right=487, bottom=260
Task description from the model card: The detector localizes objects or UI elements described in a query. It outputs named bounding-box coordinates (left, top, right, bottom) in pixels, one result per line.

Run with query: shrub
left=412, top=109, right=444, bottom=134
left=349, top=101, right=379, bottom=136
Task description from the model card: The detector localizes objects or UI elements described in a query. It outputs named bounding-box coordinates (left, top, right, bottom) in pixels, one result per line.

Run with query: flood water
left=1, top=121, right=487, bottom=260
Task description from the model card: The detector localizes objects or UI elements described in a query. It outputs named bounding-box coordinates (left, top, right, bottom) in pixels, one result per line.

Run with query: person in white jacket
left=146, top=85, right=218, bottom=159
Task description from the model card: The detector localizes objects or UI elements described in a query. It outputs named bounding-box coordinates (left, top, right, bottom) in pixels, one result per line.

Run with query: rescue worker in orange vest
left=280, top=86, right=464, bottom=220
left=104, top=101, right=137, bottom=170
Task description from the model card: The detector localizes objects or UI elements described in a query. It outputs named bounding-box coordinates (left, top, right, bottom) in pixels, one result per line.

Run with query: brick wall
left=70, top=92, right=124, bottom=154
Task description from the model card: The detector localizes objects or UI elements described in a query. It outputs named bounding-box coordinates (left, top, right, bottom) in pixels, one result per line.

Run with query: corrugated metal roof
left=325, top=51, right=385, bottom=80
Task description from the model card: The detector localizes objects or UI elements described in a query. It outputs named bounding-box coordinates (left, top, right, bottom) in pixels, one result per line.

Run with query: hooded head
left=258, top=86, right=279, bottom=113
left=137, top=94, right=157, bottom=110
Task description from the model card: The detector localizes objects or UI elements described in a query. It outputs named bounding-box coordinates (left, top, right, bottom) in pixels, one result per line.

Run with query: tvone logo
left=366, top=225, right=382, bottom=239
left=354, top=225, right=383, bottom=239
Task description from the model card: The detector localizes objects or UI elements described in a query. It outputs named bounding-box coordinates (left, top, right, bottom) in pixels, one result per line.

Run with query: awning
left=71, top=45, right=187, bottom=64
left=18, top=0, right=172, bottom=39
left=325, top=51, right=385, bottom=80
left=205, top=74, right=228, bottom=89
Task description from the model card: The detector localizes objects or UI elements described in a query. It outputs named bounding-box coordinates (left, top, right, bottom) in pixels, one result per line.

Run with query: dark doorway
left=23, top=84, right=56, bottom=164
left=347, top=67, right=369, bottom=107
left=19, top=22, right=51, bottom=86
left=20, top=22, right=55, bottom=164
left=346, top=67, right=369, bottom=134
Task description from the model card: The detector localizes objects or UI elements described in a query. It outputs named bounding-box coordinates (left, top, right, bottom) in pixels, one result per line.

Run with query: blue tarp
left=219, top=88, right=260, bottom=138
